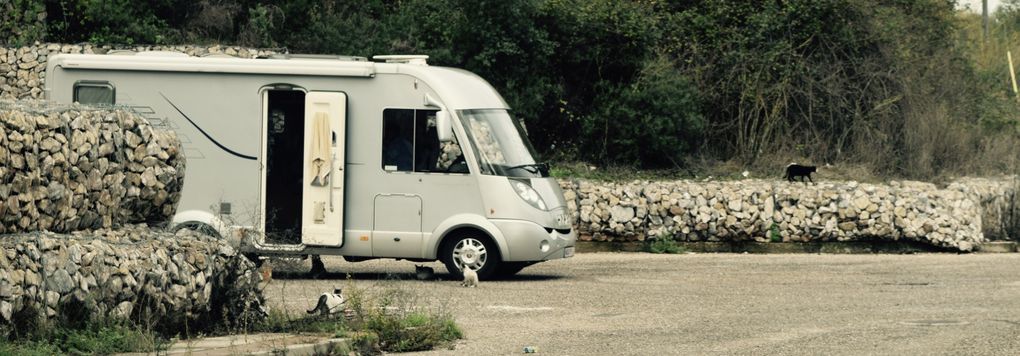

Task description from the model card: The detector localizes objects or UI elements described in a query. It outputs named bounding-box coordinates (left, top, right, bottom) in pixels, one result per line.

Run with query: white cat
left=306, top=288, right=345, bottom=315
left=461, top=267, right=479, bottom=288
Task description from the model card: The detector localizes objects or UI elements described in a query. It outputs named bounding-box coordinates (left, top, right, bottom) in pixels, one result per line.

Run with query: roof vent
left=372, top=55, right=429, bottom=66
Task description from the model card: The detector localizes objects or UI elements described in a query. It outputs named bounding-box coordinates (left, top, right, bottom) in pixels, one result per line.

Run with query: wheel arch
left=171, top=210, right=230, bottom=238
left=424, top=214, right=508, bottom=261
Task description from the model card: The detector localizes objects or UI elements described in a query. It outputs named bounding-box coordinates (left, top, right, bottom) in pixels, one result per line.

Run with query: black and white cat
left=307, top=288, right=345, bottom=315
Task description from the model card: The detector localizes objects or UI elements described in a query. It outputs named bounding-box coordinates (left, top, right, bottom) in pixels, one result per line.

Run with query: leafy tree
left=584, top=55, right=704, bottom=167
left=45, top=0, right=191, bottom=44
left=15, top=0, right=1020, bottom=176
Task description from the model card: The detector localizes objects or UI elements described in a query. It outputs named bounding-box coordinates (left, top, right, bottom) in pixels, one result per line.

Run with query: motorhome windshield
left=457, top=109, right=547, bottom=178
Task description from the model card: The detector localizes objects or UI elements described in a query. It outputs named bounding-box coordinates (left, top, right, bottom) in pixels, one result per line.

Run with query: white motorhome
left=45, top=52, right=575, bottom=279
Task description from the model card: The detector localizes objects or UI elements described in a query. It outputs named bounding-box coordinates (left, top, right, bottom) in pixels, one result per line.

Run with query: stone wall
left=0, top=225, right=264, bottom=334
left=0, top=43, right=282, bottom=99
left=561, top=177, right=1018, bottom=251
left=948, top=177, right=1019, bottom=241
left=0, top=100, right=185, bottom=233
left=0, top=100, right=263, bottom=334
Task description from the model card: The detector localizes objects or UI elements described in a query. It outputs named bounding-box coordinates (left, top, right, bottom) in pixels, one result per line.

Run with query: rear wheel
left=440, top=232, right=500, bottom=281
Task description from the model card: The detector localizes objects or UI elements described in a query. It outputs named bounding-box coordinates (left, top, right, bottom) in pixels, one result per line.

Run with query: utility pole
left=984, top=0, right=989, bottom=42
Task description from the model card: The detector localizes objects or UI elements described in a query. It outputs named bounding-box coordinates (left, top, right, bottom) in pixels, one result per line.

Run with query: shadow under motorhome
left=45, top=52, right=575, bottom=279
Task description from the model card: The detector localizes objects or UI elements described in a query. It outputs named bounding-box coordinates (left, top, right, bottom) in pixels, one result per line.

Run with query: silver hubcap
left=452, top=238, right=487, bottom=271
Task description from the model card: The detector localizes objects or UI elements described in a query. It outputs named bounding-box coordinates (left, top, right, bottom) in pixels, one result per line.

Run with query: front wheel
left=440, top=232, right=500, bottom=281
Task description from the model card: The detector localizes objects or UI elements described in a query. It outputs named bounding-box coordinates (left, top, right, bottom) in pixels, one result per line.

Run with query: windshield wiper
left=507, top=163, right=549, bottom=176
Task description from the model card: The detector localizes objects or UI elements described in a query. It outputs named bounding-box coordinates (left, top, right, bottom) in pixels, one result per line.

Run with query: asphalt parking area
left=264, top=253, right=1020, bottom=355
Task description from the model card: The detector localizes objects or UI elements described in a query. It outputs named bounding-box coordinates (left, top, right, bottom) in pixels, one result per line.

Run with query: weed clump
left=0, top=309, right=166, bottom=356
left=258, top=279, right=463, bottom=354
left=648, top=234, right=685, bottom=254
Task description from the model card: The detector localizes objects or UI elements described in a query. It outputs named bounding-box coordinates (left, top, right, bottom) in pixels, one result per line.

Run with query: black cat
left=784, top=164, right=816, bottom=183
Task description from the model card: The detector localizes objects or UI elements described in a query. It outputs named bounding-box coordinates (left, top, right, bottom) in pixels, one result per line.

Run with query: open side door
left=302, top=91, right=346, bottom=246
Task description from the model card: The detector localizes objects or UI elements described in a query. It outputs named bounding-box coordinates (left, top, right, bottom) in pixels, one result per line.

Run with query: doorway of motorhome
left=264, top=89, right=305, bottom=244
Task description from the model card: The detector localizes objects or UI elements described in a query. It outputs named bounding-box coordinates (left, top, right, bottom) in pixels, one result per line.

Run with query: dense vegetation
left=3, top=0, right=1020, bottom=178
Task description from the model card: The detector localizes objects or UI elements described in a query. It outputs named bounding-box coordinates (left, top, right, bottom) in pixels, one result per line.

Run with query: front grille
left=544, top=227, right=572, bottom=235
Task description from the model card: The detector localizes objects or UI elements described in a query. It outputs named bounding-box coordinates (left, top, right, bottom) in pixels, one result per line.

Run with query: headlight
left=511, top=180, right=547, bottom=210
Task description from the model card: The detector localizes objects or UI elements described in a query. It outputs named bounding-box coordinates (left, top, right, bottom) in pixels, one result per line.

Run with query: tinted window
left=382, top=108, right=465, bottom=173
left=74, top=82, right=115, bottom=105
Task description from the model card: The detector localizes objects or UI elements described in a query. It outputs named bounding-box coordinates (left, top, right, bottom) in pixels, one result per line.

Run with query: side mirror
left=436, top=110, right=453, bottom=142
left=425, top=93, right=454, bottom=143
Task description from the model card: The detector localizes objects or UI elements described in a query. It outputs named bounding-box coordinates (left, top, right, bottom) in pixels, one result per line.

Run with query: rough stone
left=47, top=269, right=75, bottom=294
left=727, top=199, right=742, bottom=212
left=113, top=301, right=133, bottom=319
left=0, top=301, right=11, bottom=322
left=610, top=206, right=635, bottom=223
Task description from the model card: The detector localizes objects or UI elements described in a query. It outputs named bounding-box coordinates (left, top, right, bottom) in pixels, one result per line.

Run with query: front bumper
left=491, top=219, right=576, bottom=262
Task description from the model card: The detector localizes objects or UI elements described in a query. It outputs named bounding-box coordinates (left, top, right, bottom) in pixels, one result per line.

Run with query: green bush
left=648, top=233, right=684, bottom=254
left=347, top=288, right=462, bottom=353
left=0, top=316, right=165, bottom=355
left=363, top=310, right=462, bottom=352
left=237, top=3, right=281, bottom=48
left=53, top=324, right=163, bottom=354
left=45, top=0, right=187, bottom=44
left=584, top=55, right=704, bottom=167
left=0, top=339, right=61, bottom=356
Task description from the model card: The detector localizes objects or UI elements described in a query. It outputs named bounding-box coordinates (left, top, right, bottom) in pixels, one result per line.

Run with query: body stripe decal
left=160, top=93, right=257, bottom=161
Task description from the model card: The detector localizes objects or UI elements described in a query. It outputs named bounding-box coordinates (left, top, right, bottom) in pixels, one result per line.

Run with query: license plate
left=564, top=246, right=575, bottom=258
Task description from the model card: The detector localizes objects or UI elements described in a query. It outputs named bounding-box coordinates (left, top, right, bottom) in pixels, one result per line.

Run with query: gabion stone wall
left=949, top=177, right=1019, bottom=241
left=0, top=43, right=282, bottom=99
left=0, top=100, right=185, bottom=233
left=561, top=177, right=1018, bottom=251
left=0, top=225, right=265, bottom=334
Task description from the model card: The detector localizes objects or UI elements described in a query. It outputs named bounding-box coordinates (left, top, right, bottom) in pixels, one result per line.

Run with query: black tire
left=440, top=231, right=501, bottom=281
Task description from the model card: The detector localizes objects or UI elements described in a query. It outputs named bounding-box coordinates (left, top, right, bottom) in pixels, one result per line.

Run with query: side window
left=382, top=109, right=415, bottom=171
left=73, top=81, right=115, bottom=105
left=382, top=108, right=465, bottom=173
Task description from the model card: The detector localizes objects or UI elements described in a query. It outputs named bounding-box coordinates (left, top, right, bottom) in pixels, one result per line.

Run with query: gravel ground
left=263, top=253, right=1020, bottom=355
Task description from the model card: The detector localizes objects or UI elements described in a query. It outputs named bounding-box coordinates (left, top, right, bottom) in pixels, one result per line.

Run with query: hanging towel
left=310, top=112, right=331, bottom=186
